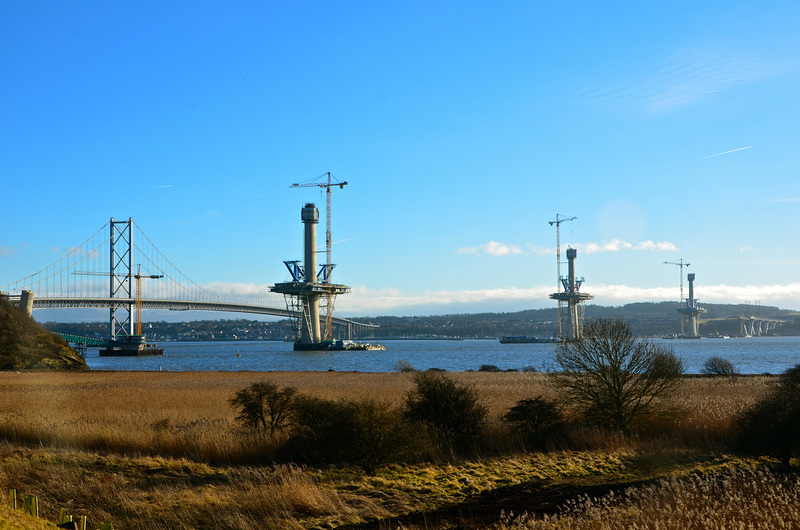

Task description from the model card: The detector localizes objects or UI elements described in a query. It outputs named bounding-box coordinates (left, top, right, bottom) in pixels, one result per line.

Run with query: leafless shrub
left=734, top=364, right=800, bottom=466
left=552, top=319, right=684, bottom=435
left=701, top=356, right=739, bottom=377
left=404, top=370, right=488, bottom=458
left=503, top=395, right=565, bottom=450
left=229, top=381, right=296, bottom=437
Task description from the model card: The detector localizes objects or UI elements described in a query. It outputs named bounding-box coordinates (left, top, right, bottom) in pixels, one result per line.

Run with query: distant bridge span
left=31, top=297, right=377, bottom=330
left=3, top=218, right=380, bottom=345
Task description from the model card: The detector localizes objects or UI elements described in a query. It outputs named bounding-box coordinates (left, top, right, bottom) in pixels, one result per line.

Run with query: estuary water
left=83, top=336, right=800, bottom=374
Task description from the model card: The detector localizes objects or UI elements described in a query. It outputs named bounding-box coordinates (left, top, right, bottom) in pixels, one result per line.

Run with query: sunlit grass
left=0, top=371, right=784, bottom=528
left=496, top=465, right=800, bottom=529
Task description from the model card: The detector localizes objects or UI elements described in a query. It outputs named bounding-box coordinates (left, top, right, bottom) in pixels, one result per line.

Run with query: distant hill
left=0, top=297, right=89, bottom=371
left=352, top=302, right=800, bottom=338
left=40, top=301, right=800, bottom=341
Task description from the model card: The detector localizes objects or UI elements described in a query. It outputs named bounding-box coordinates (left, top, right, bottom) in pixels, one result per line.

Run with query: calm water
left=83, top=336, right=800, bottom=374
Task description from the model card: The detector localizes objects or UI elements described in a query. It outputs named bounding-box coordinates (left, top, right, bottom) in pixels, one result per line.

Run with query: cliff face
left=0, top=298, right=89, bottom=371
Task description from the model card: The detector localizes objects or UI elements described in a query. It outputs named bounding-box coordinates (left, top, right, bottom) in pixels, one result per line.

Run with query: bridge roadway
left=32, top=297, right=377, bottom=330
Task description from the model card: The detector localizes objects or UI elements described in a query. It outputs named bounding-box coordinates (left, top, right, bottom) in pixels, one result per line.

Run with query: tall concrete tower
left=272, top=203, right=350, bottom=350
left=549, top=248, right=593, bottom=341
left=677, top=272, right=705, bottom=338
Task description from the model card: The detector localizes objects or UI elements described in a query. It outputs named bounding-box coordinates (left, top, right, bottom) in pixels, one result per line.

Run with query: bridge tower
left=677, top=273, right=705, bottom=338
left=109, top=217, right=134, bottom=341
left=549, top=248, right=593, bottom=341
left=271, top=203, right=350, bottom=350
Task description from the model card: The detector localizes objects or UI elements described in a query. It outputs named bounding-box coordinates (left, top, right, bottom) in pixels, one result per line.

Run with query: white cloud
left=527, top=245, right=554, bottom=256
left=646, top=50, right=782, bottom=112
left=579, top=239, right=677, bottom=254
left=483, top=241, right=523, bottom=256
left=699, top=283, right=800, bottom=302
left=337, top=282, right=800, bottom=316
left=201, top=281, right=284, bottom=306
left=634, top=240, right=679, bottom=252
left=199, top=280, right=800, bottom=317
left=575, top=48, right=788, bottom=115
left=0, top=245, right=23, bottom=256
left=458, top=241, right=523, bottom=257
left=462, top=239, right=676, bottom=257
left=338, top=285, right=554, bottom=314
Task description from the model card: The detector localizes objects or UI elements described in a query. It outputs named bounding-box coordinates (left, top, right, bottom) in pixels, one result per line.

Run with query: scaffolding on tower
left=290, top=173, right=348, bottom=340
left=549, top=214, right=576, bottom=339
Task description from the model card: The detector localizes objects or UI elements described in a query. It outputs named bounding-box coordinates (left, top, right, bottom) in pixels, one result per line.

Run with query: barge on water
left=293, top=339, right=386, bottom=351
left=58, top=332, right=164, bottom=356
left=99, top=335, right=164, bottom=356
left=499, top=336, right=561, bottom=344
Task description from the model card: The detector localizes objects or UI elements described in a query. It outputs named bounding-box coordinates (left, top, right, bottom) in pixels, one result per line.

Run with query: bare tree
left=552, top=319, right=684, bottom=434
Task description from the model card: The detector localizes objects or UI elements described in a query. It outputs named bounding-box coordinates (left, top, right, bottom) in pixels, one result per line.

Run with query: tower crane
left=290, top=172, right=348, bottom=339
left=664, top=259, right=690, bottom=335
left=73, top=266, right=163, bottom=336
left=134, top=265, right=164, bottom=335
left=549, top=214, right=577, bottom=339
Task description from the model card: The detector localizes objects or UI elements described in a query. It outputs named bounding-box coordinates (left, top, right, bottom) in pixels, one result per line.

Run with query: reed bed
left=0, top=442, right=386, bottom=529
left=0, top=371, right=552, bottom=461
left=497, top=466, right=800, bottom=529
left=0, top=371, right=775, bottom=461
left=0, top=370, right=782, bottom=528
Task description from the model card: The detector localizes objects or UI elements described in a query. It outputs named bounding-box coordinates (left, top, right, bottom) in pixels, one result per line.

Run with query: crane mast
left=664, top=258, right=690, bottom=335
left=73, top=267, right=163, bottom=336
left=135, top=265, right=164, bottom=335
left=549, top=214, right=576, bottom=339
left=290, top=172, right=348, bottom=339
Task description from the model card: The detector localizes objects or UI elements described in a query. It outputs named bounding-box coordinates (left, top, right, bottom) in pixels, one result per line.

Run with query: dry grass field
left=0, top=370, right=792, bottom=529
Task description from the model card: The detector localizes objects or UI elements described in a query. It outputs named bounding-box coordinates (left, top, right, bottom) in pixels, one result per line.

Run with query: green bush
left=229, top=381, right=296, bottom=437
left=403, top=370, right=488, bottom=458
left=503, top=395, right=565, bottom=450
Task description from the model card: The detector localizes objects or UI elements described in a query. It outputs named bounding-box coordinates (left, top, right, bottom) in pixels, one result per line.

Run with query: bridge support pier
left=271, top=203, right=351, bottom=350
left=20, top=290, right=34, bottom=316
left=549, top=248, right=592, bottom=341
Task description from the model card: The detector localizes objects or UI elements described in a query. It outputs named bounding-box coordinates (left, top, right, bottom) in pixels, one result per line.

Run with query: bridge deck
left=32, top=297, right=378, bottom=328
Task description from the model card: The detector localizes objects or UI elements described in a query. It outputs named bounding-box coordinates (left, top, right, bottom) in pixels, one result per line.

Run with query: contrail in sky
left=684, top=145, right=752, bottom=163
left=613, top=145, right=753, bottom=182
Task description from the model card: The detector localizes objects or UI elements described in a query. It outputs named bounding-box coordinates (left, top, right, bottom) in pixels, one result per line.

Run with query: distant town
left=42, top=302, right=800, bottom=341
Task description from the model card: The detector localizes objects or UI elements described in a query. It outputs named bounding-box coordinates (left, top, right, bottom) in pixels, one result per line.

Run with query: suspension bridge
left=2, top=217, right=375, bottom=352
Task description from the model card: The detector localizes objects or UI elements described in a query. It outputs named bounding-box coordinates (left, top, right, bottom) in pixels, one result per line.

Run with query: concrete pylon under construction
left=549, top=248, right=593, bottom=341
left=271, top=203, right=350, bottom=350
left=677, top=273, right=705, bottom=338
left=302, top=203, right=321, bottom=343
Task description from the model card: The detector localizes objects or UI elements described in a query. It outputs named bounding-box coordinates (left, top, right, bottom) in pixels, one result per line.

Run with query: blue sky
left=2, top=1, right=800, bottom=319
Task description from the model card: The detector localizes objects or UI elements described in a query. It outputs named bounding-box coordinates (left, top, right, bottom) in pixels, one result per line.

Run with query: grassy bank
left=0, top=371, right=788, bottom=528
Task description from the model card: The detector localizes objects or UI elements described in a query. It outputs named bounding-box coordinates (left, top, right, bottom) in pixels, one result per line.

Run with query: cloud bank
left=332, top=282, right=800, bottom=316
left=199, top=280, right=800, bottom=317
left=459, top=238, right=677, bottom=257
